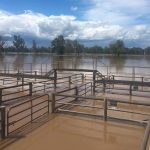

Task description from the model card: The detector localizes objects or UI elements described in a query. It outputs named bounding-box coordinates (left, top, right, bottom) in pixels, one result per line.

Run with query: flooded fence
left=56, top=73, right=84, bottom=89
left=32, top=80, right=55, bottom=94
left=51, top=82, right=92, bottom=113
left=0, top=83, right=31, bottom=105
left=52, top=93, right=150, bottom=124
left=140, top=119, right=150, bottom=150
left=94, top=76, right=150, bottom=97
left=7, top=94, right=49, bottom=136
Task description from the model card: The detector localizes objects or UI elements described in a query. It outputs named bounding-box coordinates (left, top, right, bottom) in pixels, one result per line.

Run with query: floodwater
left=0, top=53, right=149, bottom=150
left=0, top=53, right=150, bottom=76
left=1, top=114, right=145, bottom=150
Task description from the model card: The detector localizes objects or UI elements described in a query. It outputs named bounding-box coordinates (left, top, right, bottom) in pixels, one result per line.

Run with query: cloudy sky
left=0, top=0, right=150, bottom=47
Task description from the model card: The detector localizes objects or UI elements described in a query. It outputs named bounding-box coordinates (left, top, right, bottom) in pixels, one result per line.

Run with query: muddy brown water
left=1, top=114, right=145, bottom=150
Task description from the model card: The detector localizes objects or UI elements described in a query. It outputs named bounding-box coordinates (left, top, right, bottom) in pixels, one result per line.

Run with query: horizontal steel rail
left=7, top=94, right=49, bottom=136
left=96, top=79, right=150, bottom=86
left=53, top=94, right=150, bottom=122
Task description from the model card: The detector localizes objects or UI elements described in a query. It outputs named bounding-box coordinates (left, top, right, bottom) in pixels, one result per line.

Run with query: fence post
left=82, top=74, right=84, bottom=84
left=140, top=119, right=150, bottom=150
left=3, top=79, right=4, bottom=85
left=35, top=71, right=37, bottom=81
left=51, top=93, right=55, bottom=113
left=41, top=64, right=43, bottom=75
left=31, top=99, right=33, bottom=122
left=0, top=106, right=6, bottom=139
left=69, top=76, right=71, bottom=88
left=0, top=89, right=2, bottom=105
left=29, top=82, right=33, bottom=96
left=30, top=63, right=32, bottom=74
left=54, top=69, right=57, bottom=90
left=104, top=99, right=108, bottom=121
left=85, top=84, right=86, bottom=96
left=103, top=82, right=106, bottom=93
left=112, top=75, right=114, bottom=88
left=22, top=74, right=24, bottom=85
left=91, top=82, right=93, bottom=95
left=75, top=86, right=78, bottom=101
left=93, top=70, right=96, bottom=95
left=141, top=77, right=144, bottom=91
left=130, top=84, right=132, bottom=96
left=44, top=83, right=46, bottom=93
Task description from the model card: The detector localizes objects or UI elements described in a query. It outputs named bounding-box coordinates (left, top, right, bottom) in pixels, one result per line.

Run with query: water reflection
left=0, top=54, right=149, bottom=75
left=52, top=55, right=83, bottom=69
left=0, top=54, right=5, bottom=69
left=109, top=56, right=126, bottom=71
left=13, top=54, right=27, bottom=71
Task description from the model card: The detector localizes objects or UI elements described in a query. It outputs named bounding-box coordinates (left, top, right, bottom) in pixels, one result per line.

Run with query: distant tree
left=109, top=40, right=125, bottom=56
left=51, top=35, right=65, bottom=54
left=0, top=36, right=6, bottom=54
left=73, top=40, right=83, bottom=55
left=64, top=39, right=75, bottom=53
left=13, top=35, right=26, bottom=52
left=32, top=40, right=37, bottom=51
left=144, top=47, right=150, bottom=55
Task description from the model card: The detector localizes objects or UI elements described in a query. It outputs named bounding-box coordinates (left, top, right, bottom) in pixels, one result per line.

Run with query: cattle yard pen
left=0, top=68, right=150, bottom=150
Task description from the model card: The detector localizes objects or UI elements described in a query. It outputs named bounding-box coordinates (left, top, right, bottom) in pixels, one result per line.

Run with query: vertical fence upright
left=0, top=106, right=6, bottom=139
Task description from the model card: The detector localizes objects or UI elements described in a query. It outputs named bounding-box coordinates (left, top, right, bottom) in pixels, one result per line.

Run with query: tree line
left=0, top=34, right=150, bottom=55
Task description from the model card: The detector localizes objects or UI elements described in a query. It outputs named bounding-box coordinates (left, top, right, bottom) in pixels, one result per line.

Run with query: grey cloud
left=0, top=10, right=150, bottom=47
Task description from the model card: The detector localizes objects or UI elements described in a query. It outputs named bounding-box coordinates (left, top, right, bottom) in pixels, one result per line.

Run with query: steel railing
left=140, top=119, right=150, bottom=150
left=7, top=94, right=49, bottom=136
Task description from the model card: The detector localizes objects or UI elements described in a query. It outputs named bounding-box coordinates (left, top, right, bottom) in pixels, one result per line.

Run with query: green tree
left=64, top=39, right=75, bottom=53
left=0, top=36, right=6, bottom=54
left=32, top=40, right=37, bottom=51
left=51, top=35, right=65, bottom=54
left=73, top=40, right=83, bottom=55
left=109, top=40, right=124, bottom=56
left=13, top=35, right=26, bottom=52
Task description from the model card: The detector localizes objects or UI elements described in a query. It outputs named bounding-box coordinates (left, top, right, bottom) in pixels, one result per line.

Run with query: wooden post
left=0, top=106, right=6, bottom=139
